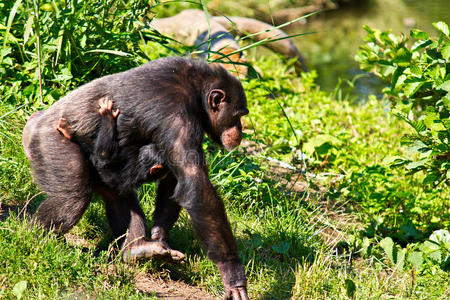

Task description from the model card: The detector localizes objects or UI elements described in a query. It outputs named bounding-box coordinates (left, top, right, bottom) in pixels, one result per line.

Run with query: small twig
left=0, top=104, right=26, bottom=120
left=19, top=191, right=44, bottom=216
left=109, top=232, right=129, bottom=260
left=260, top=154, right=300, bottom=171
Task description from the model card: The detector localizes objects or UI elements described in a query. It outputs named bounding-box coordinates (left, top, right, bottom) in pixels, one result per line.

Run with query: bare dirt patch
left=135, top=272, right=217, bottom=299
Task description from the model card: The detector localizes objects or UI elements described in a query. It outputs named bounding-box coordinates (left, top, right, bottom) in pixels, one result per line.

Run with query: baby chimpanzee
left=56, top=97, right=165, bottom=192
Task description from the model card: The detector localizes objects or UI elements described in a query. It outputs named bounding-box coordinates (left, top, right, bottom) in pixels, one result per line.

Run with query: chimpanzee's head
left=206, top=68, right=249, bottom=151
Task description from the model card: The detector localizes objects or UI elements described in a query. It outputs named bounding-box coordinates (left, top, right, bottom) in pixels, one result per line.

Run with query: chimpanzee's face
left=207, top=79, right=248, bottom=150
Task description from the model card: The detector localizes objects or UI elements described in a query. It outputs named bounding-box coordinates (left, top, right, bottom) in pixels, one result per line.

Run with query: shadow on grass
left=0, top=194, right=42, bottom=222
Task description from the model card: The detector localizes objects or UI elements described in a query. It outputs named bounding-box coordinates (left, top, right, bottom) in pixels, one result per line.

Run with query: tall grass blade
left=200, top=0, right=212, bottom=57
left=237, top=11, right=319, bottom=42
left=223, top=32, right=316, bottom=59
left=32, top=0, right=44, bottom=104
left=23, top=13, right=33, bottom=45
left=1, top=0, right=22, bottom=65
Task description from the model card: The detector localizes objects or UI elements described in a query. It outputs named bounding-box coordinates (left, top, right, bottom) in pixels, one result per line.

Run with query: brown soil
left=135, top=272, right=217, bottom=299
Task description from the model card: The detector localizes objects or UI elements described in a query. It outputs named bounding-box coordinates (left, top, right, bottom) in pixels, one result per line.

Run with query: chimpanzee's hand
left=218, top=259, right=249, bottom=300
left=122, top=240, right=185, bottom=263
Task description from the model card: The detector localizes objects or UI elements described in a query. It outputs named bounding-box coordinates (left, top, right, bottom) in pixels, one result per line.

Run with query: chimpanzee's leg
left=24, top=112, right=93, bottom=233
left=95, top=186, right=184, bottom=262
left=151, top=172, right=181, bottom=244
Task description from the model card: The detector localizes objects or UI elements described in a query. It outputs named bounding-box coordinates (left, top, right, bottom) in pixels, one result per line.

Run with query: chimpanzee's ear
left=208, top=89, right=226, bottom=111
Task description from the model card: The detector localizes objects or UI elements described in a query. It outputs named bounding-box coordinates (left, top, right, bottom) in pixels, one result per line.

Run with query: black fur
left=84, top=106, right=165, bottom=193
left=23, top=57, right=249, bottom=299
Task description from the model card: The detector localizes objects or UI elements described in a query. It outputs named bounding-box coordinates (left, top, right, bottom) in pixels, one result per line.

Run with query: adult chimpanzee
left=56, top=97, right=166, bottom=193
left=22, top=57, right=249, bottom=299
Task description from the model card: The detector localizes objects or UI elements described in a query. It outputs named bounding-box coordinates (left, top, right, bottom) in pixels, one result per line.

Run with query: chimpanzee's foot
left=56, top=118, right=73, bottom=139
left=99, top=96, right=119, bottom=118
left=122, top=240, right=185, bottom=263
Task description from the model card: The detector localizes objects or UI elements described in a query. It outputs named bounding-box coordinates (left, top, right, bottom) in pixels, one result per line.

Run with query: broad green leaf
left=406, top=140, right=428, bottom=153
left=303, top=134, right=341, bottom=155
left=431, top=216, right=441, bottom=223
left=344, top=278, right=356, bottom=299
left=361, top=237, right=371, bottom=257
left=382, top=155, right=406, bottom=165
left=315, top=143, right=333, bottom=155
left=381, top=65, right=396, bottom=78
left=410, top=29, right=429, bottom=40
left=442, top=42, right=450, bottom=60
left=363, top=24, right=375, bottom=35
left=380, top=237, right=394, bottom=264
left=443, top=95, right=450, bottom=110
left=423, top=173, right=439, bottom=185
left=405, top=159, right=427, bottom=170
left=394, top=48, right=412, bottom=65
left=80, top=35, right=87, bottom=49
left=433, top=21, right=450, bottom=37
left=426, top=48, right=440, bottom=59
left=428, top=65, right=444, bottom=82
left=409, top=65, right=421, bottom=76
left=391, top=66, right=405, bottom=88
left=407, top=251, right=423, bottom=269
left=411, top=39, right=432, bottom=52
left=429, top=229, right=450, bottom=246
left=388, top=33, right=399, bottom=45
left=394, top=102, right=413, bottom=114
left=404, top=81, right=425, bottom=97
left=423, top=240, right=442, bottom=262
left=396, top=248, right=406, bottom=271
left=438, top=80, right=450, bottom=92
left=442, top=118, right=450, bottom=129
left=400, top=224, right=423, bottom=240
left=424, top=112, right=446, bottom=131
left=12, top=281, right=27, bottom=300
left=410, top=121, right=427, bottom=133
left=418, top=149, right=432, bottom=160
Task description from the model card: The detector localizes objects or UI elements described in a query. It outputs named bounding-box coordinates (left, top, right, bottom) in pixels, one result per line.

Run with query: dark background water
left=287, top=0, right=450, bottom=101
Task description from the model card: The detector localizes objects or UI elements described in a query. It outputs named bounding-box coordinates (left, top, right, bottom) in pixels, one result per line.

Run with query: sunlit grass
left=0, top=0, right=448, bottom=298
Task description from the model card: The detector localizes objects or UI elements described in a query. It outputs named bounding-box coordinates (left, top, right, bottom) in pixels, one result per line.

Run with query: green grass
left=1, top=0, right=449, bottom=299
left=0, top=214, right=152, bottom=299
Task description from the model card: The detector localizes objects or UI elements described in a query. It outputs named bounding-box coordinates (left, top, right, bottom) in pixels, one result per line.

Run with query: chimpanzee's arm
left=92, top=98, right=166, bottom=190
left=91, top=97, right=120, bottom=169
left=166, top=124, right=247, bottom=299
